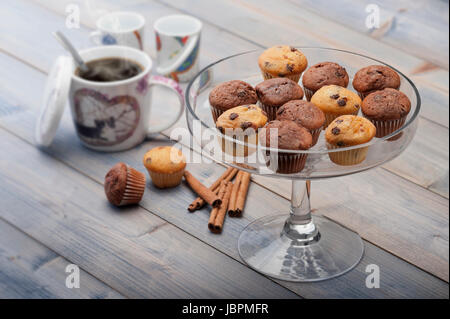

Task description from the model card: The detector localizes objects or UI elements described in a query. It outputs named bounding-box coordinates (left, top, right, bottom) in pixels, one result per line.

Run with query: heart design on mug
left=73, top=88, right=140, bottom=146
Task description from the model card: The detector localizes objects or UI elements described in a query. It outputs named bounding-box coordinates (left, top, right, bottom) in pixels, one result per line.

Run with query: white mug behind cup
left=154, top=15, right=202, bottom=82
left=90, top=12, right=145, bottom=50
left=69, top=46, right=183, bottom=151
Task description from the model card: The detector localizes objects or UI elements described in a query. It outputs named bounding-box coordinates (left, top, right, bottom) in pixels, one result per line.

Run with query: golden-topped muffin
left=143, top=146, right=186, bottom=188
left=258, top=45, right=308, bottom=82
left=310, top=85, right=362, bottom=128
left=216, top=105, right=268, bottom=131
left=325, top=115, right=376, bottom=165
left=216, top=105, right=268, bottom=157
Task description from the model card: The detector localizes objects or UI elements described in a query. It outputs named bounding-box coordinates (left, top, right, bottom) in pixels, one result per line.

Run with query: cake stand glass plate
left=185, top=48, right=420, bottom=282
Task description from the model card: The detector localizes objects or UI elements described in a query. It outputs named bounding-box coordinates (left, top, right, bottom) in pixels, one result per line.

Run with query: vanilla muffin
left=258, top=45, right=308, bottom=82
left=216, top=105, right=268, bottom=157
left=310, top=85, right=362, bottom=128
left=325, top=115, right=376, bottom=165
left=143, top=146, right=186, bottom=188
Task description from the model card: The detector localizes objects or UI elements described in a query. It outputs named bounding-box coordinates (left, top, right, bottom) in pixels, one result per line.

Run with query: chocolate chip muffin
left=258, top=45, right=308, bottom=83
left=325, top=115, right=376, bottom=165
left=260, top=120, right=312, bottom=174
left=310, top=85, right=362, bottom=128
left=353, top=65, right=401, bottom=99
left=104, top=162, right=146, bottom=206
left=302, top=62, right=349, bottom=101
left=216, top=105, right=268, bottom=157
left=255, top=78, right=304, bottom=120
left=209, top=80, right=258, bottom=121
left=276, top=100, right=325, bottom=146
left=362, top=88, right=411, bottom=138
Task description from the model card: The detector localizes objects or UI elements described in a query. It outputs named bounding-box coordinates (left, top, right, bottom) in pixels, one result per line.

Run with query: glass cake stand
left=185, top=48, right=420, bottom=282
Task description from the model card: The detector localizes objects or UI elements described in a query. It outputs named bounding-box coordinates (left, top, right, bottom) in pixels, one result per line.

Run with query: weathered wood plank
left=291, top=0, right=449, bottom=69
left=0, top=1, right=448, bottom=280
left=0, top=129, right=300, bottom=299
left=19, top=0, right=449, bottom=197
left=0, top=57, right=448, bottom=296
left=0, top=219, right=125, bottom=299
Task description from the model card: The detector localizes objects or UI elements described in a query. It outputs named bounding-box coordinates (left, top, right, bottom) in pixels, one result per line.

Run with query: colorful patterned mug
left=154, top=15, right=202, bottom=82
left=69, top=46, right=184, bottom=152
left=90, top=12, right=145, bottom=50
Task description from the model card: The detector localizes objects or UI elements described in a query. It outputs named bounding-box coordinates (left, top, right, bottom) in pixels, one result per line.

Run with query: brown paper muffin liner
left=303, top=87, right=316, bottom=101
left=310, top=127, right=323, bottom=146
left=323, top=110, right=359, bottom=130
left=366, top=117, right=406, bottom=139
left=260, top=71, right=301, bottom=83
left=120, top=166, right=146, bottom=206
left=257, top=101, right=278, bottom=121
left=149, top=169, right=185, bottom=189
left=210, top=105, right=225, bottom=122
left=326, top=143, right=369, bottom=166
left=264, top=151, right=308, bottom=174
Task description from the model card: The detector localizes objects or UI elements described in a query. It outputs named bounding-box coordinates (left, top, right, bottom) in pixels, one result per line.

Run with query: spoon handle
left=53, top=31, right=89, bottom=72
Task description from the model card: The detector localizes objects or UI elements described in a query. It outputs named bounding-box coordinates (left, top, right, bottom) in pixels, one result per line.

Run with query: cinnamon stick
left=184, top=171, right=222, bottom=208
left=188, top=167, right=238, bottom=212
left=232, top=172, right=251, bottom=217
left=227, top=171, right=242, bottom=216
left=208, top=181, right=228, bottom=232
left=212, top=182, right=233, bottom=233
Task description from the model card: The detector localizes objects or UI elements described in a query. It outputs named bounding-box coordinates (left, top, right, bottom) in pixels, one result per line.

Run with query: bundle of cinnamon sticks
left=184, top=168, right=251, bottom=233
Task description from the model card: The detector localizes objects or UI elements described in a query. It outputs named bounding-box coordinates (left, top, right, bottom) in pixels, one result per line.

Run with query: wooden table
left=0, top=0, right=448, bottom=299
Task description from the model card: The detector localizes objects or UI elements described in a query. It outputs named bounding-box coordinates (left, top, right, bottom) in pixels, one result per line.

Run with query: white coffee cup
left=154, top=15, right=202, bottom=82
left=90, top=12, right=145, bottom=50
left=69, top=46, right=184, bottom=152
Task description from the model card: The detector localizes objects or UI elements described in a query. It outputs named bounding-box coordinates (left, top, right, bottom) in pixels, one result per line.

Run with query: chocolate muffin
left=255, top=78, right=304, bottom=120
left=276, top=100, right=325, bottom=146
left=260, top=120, right=312, bottom=174
left=302, top=62, right=349, bottom=101
left=104, top=163, right=146, bottom=206
left=362, top=88, right=411, bottom=138
left=209, top=80, right=258, bottom=121
left=353, top=65, right=401, bottom=99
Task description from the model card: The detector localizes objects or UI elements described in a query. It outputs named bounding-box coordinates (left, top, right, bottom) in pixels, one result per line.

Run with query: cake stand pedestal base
left=238, top=214, right=364, bottom=282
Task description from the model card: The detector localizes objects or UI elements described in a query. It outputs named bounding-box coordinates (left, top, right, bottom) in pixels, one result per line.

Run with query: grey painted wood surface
left=0, top=220, right=125, bottom=299
left=0, top=0, right=448, bottom=298
left=18, top=0, right=448, bottom=199
left=0, top=55, right=448, bottom=298
left=0, top=129, right=300, bottom=299
left=0, top=0, right=447, bottom=280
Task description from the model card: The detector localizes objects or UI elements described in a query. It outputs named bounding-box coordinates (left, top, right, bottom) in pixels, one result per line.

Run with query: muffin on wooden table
left=362, top=88, right=411, bottom=138
left=325, top=115, right=376, bottom=166
left=353, top=65, right=401, bottom=99
left=104, top=162, right=146, bottom=206
left=216, top=104, right=268, bottom=157
left=260, top=120, right=312, bottom=174
left=143, top=146, right=186, bottom=188
left=311, top=84, right=362, bottom=128
left=255, top=78, right=304, bottom=120
left=209, top=80, right=257, bottom=121
left=302, top=62, right=349, bottom=101
left=276, top=100, right=325, bottom=146
left=258, top=45, right=308, bottom=82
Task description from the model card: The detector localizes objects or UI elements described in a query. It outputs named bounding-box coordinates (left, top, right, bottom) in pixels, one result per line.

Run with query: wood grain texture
left=0, top=219, right=125, bottom=299
left=291, top=0, right=449, bottom=69
left=0, top=129, right=299, bottom=299
left=0, top=0, right=448, bottom=282
left=0, top=56, right=447, bottom=296
left=4, top=0, right=445, bottom=197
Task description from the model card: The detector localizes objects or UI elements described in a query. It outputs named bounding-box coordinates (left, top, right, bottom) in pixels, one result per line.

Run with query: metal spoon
left=53, top=31, right=89, bottom=72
